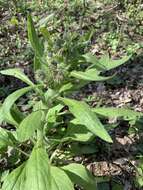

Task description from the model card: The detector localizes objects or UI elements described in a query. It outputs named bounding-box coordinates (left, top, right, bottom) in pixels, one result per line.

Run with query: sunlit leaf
left=17, top=110, right=43, bottom=142
left=62, top=163, right=97, bottom=190
left=59, top=98, right=112, bottom=143
left=70, top=69, right=114, bottom=81
left=51, top=166, right=74, bottom=190
left=2, top=86, right=34, bottom=126
left=0, top=68, right=34, bottom=86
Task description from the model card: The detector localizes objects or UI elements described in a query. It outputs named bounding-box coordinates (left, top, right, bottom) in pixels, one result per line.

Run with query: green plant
left=0, top=14, right=142, bottom=190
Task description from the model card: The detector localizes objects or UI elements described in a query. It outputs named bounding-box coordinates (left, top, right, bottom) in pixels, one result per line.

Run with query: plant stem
left=14, top=147, right=29, bottom=157
left=50, top=142, right=63, bottom=163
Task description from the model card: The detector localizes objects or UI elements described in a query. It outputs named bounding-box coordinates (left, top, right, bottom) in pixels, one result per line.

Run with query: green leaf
left=59, top=83, right=73, bottom=93
left=99, top=54, right=131, bottom=71
left=93, top=107, right=143, bottom=120
left=2, top=86, right=34, bottom=126
left=83, top=53, right=106, bottom=70
left=51, top=166, right=74, bottom=190
left=0, top=105, right=4, bottom=125
left=24, top=147, right=51, bottom=190
left=2, top=146, right=51, bottom=190
left=83, top=54, right=131, bottom=71
left=64, top=123, right=94, bottom=142
left=0, top=68, right=34, bottom=86
left=17, top=110, right=43, bottom=142
left=0, top=128, right=13, bottom=149
left=27, top=14, right=43, bottom=70
left=70, top=69, right=114, bottom=81
left=2, top=163, right=26, bottom=190
left=59, top=98, right=112, bottom=143
left=46, top=104, right=64, bottom=123
left=62, top=163, right=97, bottom=190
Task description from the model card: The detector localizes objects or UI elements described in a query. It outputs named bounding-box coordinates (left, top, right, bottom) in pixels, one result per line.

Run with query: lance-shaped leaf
left=2, top=86, right=34, bottom=126
left=83, top=53, right=131, bottom=71
left=82, top=53, right=106, bottom=70
left=17, top=110, right=43, bottom=142
left=58, top=98, right=112, bottom=143
left=92, top=107, right=143, bottom=120
left=99, top=54, right=131, bottom=71
left=24, top=147, right=51, bottom=190
left=0, top=128, right=13, bottom=149
left=63, top=122, right=94, bottom=142
left=46, top=104, right=64, bottom=123
left=2, top=147, right=51, bottom=190
left=51, top=166, right=74, bottom=190
left=70, top=69, right=114, bottom=81
left=2, top=163, right=26, bottom=190
left=27, top=14, right=43, bottom=70
left=0, top=68, right=34, bottom=86
left=62, top=163, right=97, bottom=190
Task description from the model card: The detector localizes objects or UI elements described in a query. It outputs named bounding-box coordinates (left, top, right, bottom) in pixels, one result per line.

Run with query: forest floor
left=0, top=1, right=143, bottom=189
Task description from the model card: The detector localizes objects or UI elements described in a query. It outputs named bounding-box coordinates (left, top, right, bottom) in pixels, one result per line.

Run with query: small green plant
left=0, top=15, right=142, bottom=190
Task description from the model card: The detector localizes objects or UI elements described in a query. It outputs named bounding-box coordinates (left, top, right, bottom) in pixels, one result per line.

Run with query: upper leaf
left=70, top=68, right=114, bottom=81
left=0, top=69, right=34, bottom=86
left=27, top=14, right=43, bottom=57
left=62, top=163, right=97, bottom=190
left=2, top=86, right=34, bottom=126
left=17, top=110, right=43, bottom=142
left=99, top=54, right=131, bottom=71
left=51, top=166, right=74, bottom=190
left=83, top=53, right=131, bottom=71
left=27, top=14, right=43, bottom=71
left=59, top=98, right=112, bottom=143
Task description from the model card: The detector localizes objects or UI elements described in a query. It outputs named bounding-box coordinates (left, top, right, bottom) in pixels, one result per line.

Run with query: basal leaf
left=51, top=166, right=74, bottom=190
left=62, top=163, right=97, bottom=190
left=59, top=98, right=112, bottom=143
left=2, top=163, right=26, bottom=190
left=70, top=69, right=114, bottom=81
left=0, top=68, right=34, bottom=86
left=24, top=146, right=51, bottom=190
left=2, top=146, right=51, bottom=190
left=2, top=86, right=34, bottom=126
left=17, top=110, right=43, bottom=142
